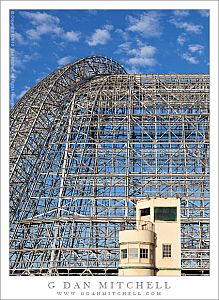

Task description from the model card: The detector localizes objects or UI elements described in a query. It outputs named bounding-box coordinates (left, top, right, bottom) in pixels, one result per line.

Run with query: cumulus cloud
left=170, top=18, right=203, bottom=34
left=173, top=10, right=189, bottom=17
left=188, top=44, right=204, bottom=54
left=119, top=42, right=157, bottom=67
left=13, top=50, right=39, bottom=71
left=87, top=25, right=113, bottom=46
left=57, top=56, right=74, bottom=66
left=178, top=43, right=204, bottom=66
left=20, top=11, right=81, bottom=42
left=115, top=29, right=129, bottom=41
left=128, top=57, right=156, bottom=67
left=182, top=53, right=199, bottom=64
left=21, top=11, right=61, bottom=40
left=177, top=34, right=186, bottom=45
left=118, top=42, right=132, bottom=52
left=199, top=10, right=209, bottom=17
left=64, top=31, right=80, bottom=42
left=14, top=32, right=26, bottom=44
left=103, top=24, right=114, bottom=31
left=127, top=11, right=161, bottom=37
left=21, top=11, right=60, bottom=25
left=129, top=45, right=156, bottom=58
left=125, top=66, right=141, bottom=74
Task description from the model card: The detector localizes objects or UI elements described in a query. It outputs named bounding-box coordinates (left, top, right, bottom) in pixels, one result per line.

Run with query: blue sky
left=10, top=9, right=209, bottom=107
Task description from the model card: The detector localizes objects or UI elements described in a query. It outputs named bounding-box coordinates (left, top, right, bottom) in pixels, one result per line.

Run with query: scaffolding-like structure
left=10, top=56, right=209, bottom=276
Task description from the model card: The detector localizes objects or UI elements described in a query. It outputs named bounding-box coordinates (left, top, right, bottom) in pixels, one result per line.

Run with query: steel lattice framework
left=9, top=56, right=209, bottom=276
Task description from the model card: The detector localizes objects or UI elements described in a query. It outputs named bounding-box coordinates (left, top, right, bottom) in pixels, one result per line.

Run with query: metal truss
left=9, top=56, right=209, bottom=276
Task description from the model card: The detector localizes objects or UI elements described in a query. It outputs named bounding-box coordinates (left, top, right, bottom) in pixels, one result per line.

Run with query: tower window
left=140, top=248, right=148, bottom=258
left=121, top=249, right=127, bottom=259
left=154, top=207, right=177, bottom=221
left=162, top=244, right=171, bottom=258
left=141, top=208, right=150, bottom=216
left=129, top=248, right=138, bottom=258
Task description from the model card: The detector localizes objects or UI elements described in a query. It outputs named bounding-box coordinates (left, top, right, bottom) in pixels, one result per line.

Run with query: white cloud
left=173, top=10, right=189, bottom=17
left=87, top=25, right=113, bottom=46
left=128, top=57, right=156, bottom=67
left=26, top=29, right=41, bottom=41
left=115, top=29, right=129, bottom=41
left=26, top=24, right=63, bottom=40
left=129, top=45, right=156, bottom=58
left=53, top=41, right=66, bottom=48
left=21, top=11, right=60, bottom=25
left=57, top=56, right=74, bottom=66
left=140, top=45, right=156, bottom=57
left=182, top=53, right=199, bottom=64
left=20, top=11, right=81, bottom=42
left=126, top=66, right=141, bottom=74
left=119, top=42, right=157, bottom=67
left=199, top=10, right=209, bottom=17
left=127, top=12, right=161, bottom=37
left=65, top=31, right=80, bottom=42
left=13, top=50, right=39, bottom=71
left=170, top=18, right=203, bottom=34
left=177, top=34, right=186, bottom=45
left=21, top=11, right=61, bottom=40
left=23, top=52, right=39, bottom=63
left=103, top=24, right=114, bottom=31
left=118, top=42, right=132, bottom=52
left=14, top=32, right=26, bottom=44
left=188, top=44, right=204, bottom=54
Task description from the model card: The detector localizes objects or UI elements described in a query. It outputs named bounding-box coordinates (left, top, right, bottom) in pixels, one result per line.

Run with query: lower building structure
left=119, top=197, right=181, bottom=276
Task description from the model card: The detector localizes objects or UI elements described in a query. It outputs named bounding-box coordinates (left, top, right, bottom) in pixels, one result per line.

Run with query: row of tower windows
left=121, top=244, right=172, bottom=259
left=121, top=248, right=151, bottom=259
left=140, top=207, right=177, bottom=222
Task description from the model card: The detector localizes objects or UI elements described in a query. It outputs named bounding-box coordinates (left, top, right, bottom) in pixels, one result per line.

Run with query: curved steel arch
left=10, top=56, right=126, bottom=216
left=10, top=56, right=209, bottom=276
left=11, top=55, right=126, bottom=113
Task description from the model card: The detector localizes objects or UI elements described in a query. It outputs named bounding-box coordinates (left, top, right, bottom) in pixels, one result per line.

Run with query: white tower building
left=119, top=197, right=181, bottom=276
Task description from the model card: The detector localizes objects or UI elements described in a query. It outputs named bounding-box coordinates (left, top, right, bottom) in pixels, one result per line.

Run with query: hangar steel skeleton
left=9, top=56, right=209, bottom=276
